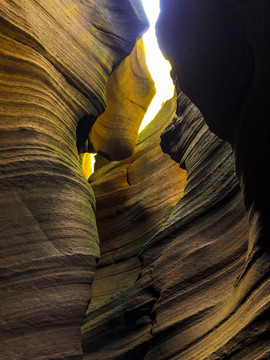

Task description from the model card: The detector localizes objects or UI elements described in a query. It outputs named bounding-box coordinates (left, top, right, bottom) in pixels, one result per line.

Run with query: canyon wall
left=156, top=1, right=270, bottom=358
left=0, top=1, right=147, bottom=358
left=82, top=92, right=255, bottom=359
left=0, top=1, right=269, bottom=359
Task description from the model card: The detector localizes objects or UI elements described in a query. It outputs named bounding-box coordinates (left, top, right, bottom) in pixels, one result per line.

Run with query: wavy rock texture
left=89, top=38, right=156, bottom=161
left=81, top=96, right=187, bottom=359
left=81, top=92, right=254, bottom=359
left=1, top=1, right=269, bottom=359
left=157, top=1, right=270, bottom=358
left=85, top=94, right=187, bottom=311
left=0, top=1, right=147, bottom=359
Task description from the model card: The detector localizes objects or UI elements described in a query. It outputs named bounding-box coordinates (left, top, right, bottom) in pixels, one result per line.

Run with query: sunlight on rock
left=80, top=152, right=96, bottom=180
left=80, top=0, right=174, bottom=179
left=139, top=0, right=175, bottom=133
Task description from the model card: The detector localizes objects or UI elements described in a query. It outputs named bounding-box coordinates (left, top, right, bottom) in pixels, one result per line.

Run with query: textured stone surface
left=85, top=94, right=187, bottom=311
left=0, top=1, right=147, bottom=358
left=89, top=38, right=156, bottom=161
left=82, top=93, right=254, bottom=359
left=156, top=1, right=270, bottom=259
left=156, top=1, right=270, bottom=358
left=1, top=1, right=269, bottom=359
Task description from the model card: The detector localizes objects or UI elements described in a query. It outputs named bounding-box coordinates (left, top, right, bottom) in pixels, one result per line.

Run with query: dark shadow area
left=76, top=114, right=97, bottom=152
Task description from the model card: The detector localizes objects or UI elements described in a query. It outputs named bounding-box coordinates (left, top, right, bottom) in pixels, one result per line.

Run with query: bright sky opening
left=80, top=152, right=96, bottom=180
left=139, top=0, right=175, bottom=133
left=83, top=1, right=174, bottom=179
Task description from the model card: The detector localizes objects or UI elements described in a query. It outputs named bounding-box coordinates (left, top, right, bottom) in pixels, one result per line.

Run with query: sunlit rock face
left=84, top=94, right=187, bottom=312
left=89, top=38, right=156, bottom=161
left=82, top=92, right=250, bottom=359
left=0, top=1, right=147, bottom=359
left=1, top=1, right=269, bottom=359
left=81, top=95, right=187, bottom=359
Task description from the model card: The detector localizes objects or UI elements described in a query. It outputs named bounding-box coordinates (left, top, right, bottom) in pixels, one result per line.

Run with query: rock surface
left=0, top=1, right=147, bottom=358
left=89, top=38, right=156, bottom=161
left=86, top=94, right=186, bottom=311
left=1, top=1, right=269, bottom=359
left=82, top=93, right=253, bottom=359
left=156, top=1, right=270, bottom=358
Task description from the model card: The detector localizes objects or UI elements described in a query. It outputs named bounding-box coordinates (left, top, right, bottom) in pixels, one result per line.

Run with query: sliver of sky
left=83, top=1, right=174, bottom=179
left=139, top=0, right=174, bottom=132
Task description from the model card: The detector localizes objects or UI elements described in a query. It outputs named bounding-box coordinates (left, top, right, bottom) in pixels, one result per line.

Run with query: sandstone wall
left=0, top=1, right=147, bottom=358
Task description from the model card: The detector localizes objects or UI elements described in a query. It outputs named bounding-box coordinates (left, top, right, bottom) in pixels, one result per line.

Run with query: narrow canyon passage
left=79, top=0, right=186, bottom=313
left=0, top=1, right=269, bottom=360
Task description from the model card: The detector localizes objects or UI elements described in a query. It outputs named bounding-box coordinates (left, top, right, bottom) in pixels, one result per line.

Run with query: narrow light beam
left=80, top=152, right=96, bottom=180
left=139, top=0, right=174, bottom=133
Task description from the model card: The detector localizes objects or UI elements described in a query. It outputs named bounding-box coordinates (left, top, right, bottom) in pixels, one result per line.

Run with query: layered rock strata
left=1, top=1, right=269, bottom=359
left=85, top=94, right=187, bottom=311
left=0, top=1, right=147, bottom=358
left=89, top=38, right=156, bottom=161
left=157, top=1, right=270, bottom=357
left=82, top=93, right=251, bottom=359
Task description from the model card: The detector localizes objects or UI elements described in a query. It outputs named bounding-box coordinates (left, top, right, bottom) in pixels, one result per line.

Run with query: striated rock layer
left=1, top=1, right=269, bottom=359
left=157, top=1, right=270, bottom=358
left=82, top=92, right=253, bottom=359
left=85, top=94, right=187, bottom=311
left=89, top=37, right=156, bottom=161
left=0, top=1, right=147, bottom=359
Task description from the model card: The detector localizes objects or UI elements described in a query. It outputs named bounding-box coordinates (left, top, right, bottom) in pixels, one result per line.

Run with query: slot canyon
left=0, top=1, right=269, bottom=359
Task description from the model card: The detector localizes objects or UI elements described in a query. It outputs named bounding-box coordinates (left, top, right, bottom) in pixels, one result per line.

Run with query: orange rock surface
left=1, top=1, right=269, bottom=359
left=89, top=38, right=156, bottom=160
left=87, top=94, right=187, bottom=311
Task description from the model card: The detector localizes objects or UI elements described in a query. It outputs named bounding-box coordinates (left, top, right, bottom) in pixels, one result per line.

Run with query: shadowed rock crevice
left=76, top=114, right=97, bottom=153
left=156, top=0, right=255, bottom=143
left=154, top=1, right=270, bottom=358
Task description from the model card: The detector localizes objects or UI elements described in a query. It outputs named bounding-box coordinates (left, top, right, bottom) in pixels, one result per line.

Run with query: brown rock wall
left=85, top=94, right=187, bottom=311
left=0, top=1, right=147, bottom=358
left=1, top=1, right=269, bottom=359
left=142, top=93, right=250, bottom=359
left=82, top=93, right=251, bottom=359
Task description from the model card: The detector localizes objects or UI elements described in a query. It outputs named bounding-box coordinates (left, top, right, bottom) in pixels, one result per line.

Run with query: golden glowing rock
left=84, top=93, right=187, bottom=312
left=89, top=38, right=156, bottom=161
left=82, top=92, right=251, bottom=360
